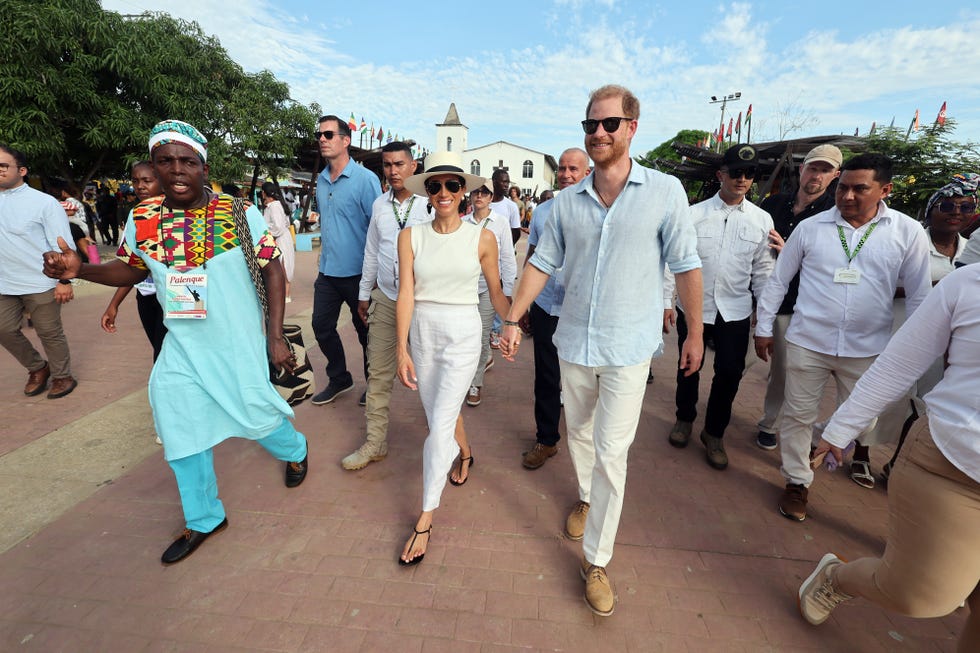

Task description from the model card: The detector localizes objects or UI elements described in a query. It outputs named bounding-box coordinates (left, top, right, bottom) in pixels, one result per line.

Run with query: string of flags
left=336, top=113, right=419, bottom=152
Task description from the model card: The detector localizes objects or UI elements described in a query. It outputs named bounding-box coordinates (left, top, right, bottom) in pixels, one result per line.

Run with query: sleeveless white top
left=411, top=220, right=481, bottom=305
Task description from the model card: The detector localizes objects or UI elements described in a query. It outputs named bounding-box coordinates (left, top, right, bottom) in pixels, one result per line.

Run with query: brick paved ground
left=0, top=243, right=964, bottom=652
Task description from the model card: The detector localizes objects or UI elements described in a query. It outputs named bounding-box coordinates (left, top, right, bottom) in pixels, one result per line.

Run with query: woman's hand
left=397, top=348, right=417, bottom=390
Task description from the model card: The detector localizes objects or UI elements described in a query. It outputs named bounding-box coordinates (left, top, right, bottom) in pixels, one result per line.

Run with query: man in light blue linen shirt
left=311, top=114, right=382, bottom=406
left=0, top=144, right=78, bottom=399
left=500, top=85, right=703, bottom=617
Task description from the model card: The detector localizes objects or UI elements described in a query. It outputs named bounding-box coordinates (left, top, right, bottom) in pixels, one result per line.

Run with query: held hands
left=268, top=336, right=297, bottom=374
left=53, top=282, right=74, bottom=304
left=754, top=336, right=774, bottom=362
left=397, top=348, right=417, bottom=390
left=499, top=324, right=521, bottom=361
left=43, top=237, right=82, bottom=281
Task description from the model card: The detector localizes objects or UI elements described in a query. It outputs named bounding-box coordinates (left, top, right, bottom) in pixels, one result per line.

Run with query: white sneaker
left=466, top=385, right=481, bottom=407
left=798, top=553, right=851, bottom=625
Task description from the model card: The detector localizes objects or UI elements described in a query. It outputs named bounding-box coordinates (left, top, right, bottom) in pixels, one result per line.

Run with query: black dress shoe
left=161, top=518, right=228, bottom=565
left=285, top=455, right=308, bottom=488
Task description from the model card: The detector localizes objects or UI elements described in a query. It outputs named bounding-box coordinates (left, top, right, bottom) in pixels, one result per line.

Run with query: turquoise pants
left=167, top=419, right=307, bottom=532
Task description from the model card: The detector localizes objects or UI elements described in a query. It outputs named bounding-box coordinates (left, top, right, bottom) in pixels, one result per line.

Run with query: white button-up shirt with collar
left=359, top=190, right=431, bottom=302
left=756, top=201, right=931, bottom=358
left=925, top=228, right=967, bottom=282
left=464, top=209, right=517, bottom=296
left=666, top=192, right=774, bottom=322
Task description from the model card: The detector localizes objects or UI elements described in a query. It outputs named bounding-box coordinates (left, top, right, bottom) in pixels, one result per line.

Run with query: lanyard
left=837, top=221, right=877, bottom=263
left=391, top=194, right=416, bottom=230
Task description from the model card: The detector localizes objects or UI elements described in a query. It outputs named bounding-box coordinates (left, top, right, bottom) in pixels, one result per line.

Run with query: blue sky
left=102, top=0, right=980, bottom=162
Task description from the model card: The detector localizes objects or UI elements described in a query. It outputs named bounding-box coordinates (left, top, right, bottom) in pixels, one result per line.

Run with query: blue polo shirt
left=316, top=158, right=382, bottom=277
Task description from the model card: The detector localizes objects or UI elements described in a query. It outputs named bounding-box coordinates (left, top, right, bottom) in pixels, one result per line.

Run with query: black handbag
left=232, top=199, right=315, bottom=406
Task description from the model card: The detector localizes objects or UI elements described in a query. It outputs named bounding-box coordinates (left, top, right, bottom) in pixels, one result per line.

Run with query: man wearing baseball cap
left=665, top=143, right=774, bottom=470
left=754, top=144, right=842, bottom=452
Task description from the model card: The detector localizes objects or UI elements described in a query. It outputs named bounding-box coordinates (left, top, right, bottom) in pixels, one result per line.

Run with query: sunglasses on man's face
left=315, top=130, right=342, bottom=141
left=723, top=168, right=757, bottom=180
left=937, top=200, right=977, bottom=214
left=425, top=179, right=463, bottom=195
left=581, top=117, right=633, bottom=135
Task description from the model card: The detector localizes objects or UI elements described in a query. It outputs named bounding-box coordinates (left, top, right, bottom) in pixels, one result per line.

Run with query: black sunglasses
left=425, top=179, right=463, bottom=195
left=471, top=187, right=492, bottom=196
left=315, top=130, right=342, bottom=141
left=581, top=116, right=633, bottom=135
left=723, top=168, right=757, bottom=180
left=937, top=200, right=977, bottom=214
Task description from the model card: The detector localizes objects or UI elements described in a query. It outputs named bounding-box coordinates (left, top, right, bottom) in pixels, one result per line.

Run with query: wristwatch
left=58, top=279, right=71, bottom=285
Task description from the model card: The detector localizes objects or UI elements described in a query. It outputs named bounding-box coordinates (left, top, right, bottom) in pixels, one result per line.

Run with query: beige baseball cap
left=803, top=144, right=842, bottom=169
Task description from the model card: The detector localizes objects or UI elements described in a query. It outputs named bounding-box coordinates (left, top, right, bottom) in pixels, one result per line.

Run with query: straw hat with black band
left=404, top=151, right=487, bottom=197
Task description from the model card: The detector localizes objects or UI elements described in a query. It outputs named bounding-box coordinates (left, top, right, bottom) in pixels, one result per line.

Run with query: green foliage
left=0, top=0, right=318, bottom=186
left=636, top=129, right=710, bottom=168
left=863, top=120, right=980, bottom=218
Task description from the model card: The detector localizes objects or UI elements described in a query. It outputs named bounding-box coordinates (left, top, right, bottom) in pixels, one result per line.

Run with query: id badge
left=833, top=267, right=861, bottom=285
left=165, top=271, right=208, bottom=319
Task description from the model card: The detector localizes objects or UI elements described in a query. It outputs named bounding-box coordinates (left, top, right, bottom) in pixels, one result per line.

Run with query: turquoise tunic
left=123, top=202, right=293, bottom=461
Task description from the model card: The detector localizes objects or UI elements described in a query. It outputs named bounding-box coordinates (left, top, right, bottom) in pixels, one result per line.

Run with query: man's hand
left=811, top=438, right=845, bottom=469
left=662, top=308, right=676, bottom=334
left=268, top=336, right=297, bottom=374
left=767, top=229, right=785, bottom=253
left=754, top=335, right=774, bottom=362
left=678, top=334, right=703, bottom=378
left=54, top=282, right=74, bottom=304
left=357, top=300, right=370, bottom=325
left=43, top=237, right=82, bottom=280
left=499, top=323, right=522, bottom=361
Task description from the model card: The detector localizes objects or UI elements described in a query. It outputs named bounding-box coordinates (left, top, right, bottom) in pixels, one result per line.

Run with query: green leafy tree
left=864, top=119, right=980, bottom=218
left=635, top=129, right=710, bottom=168
left=0, top=0, right=317, bottom=187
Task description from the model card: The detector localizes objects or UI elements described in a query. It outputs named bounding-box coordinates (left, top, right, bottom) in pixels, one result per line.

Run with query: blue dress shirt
left=529, top=164, right=700, bottom=367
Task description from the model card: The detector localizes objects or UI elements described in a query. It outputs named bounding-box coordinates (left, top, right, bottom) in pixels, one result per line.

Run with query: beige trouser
left=364, top=288, right=398, bottom=446
left=0, top=289, right=72, bottom=378
left=757, top=314, right=792, bottom=434
left=780, top=343, right=876, bottom=487
left=835, top=426, right=980, bottom=623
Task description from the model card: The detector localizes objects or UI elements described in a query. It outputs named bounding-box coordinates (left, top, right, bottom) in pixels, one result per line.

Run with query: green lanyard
left=391, top=194, right=416, bottom=230
left=837, top=221, right=877, bottom=263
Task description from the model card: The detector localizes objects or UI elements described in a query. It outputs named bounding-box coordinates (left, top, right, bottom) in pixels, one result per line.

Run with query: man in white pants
left=500, top=85, right=703, bottom=617
left=755, top=153, right=931, bottom=522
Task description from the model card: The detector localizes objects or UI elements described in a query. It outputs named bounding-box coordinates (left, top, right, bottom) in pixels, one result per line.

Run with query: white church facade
left=431, top=104, right=557, bottom=197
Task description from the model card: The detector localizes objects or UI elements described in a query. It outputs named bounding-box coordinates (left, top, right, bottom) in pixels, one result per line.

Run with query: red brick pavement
left=0, top=244, right=964, bottom=652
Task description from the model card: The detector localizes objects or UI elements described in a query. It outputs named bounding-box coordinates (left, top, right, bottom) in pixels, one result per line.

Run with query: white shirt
left=822, top=265, right=980, bottom=483
left=490, top=197, right=521, bottom=229
left=756, top=201, right=931, bottom=357
left=958, top=230, right=980, bottom=267
left=359, top=191, right=431, bottom=302
left=666, top=193, right=774, bottom=322
left=464, top=209, right=517, bottom=295
left=927, top=229, right=968, bottom=281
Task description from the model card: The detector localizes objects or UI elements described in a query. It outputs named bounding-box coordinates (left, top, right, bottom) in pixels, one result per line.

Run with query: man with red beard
left=499, top=85, right=703, bottom=616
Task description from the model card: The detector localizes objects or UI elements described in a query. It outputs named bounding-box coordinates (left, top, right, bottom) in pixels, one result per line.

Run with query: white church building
left=430, top=103, right=557, bottom=197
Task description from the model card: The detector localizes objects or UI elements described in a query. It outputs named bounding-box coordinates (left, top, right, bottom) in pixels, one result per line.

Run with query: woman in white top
left=260, top=182, right=295, bottom=302
left=395, top=153, right=511, bottom=565
left=798, top=264, right=980, bottom=650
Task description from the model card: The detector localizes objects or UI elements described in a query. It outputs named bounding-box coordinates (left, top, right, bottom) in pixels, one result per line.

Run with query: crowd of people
left=2, top=83, right=978, bottom=647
